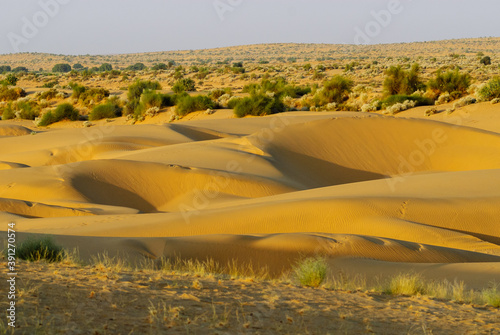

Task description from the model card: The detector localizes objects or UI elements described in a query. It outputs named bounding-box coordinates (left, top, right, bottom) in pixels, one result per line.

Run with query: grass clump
left=89, top=102, right=122, bottom=120
left=482, top=283, right=500, bottom=307
left=292, top=256, right=328, bottom=287
left=14, top=237, right=65, bottom=262
left=175, top=94, right=214, bottom=117
left=38, top=103, right=79, bottom=126
left=233, top=94, right=285, bottom=118
left=385, top=273, right=426, bottom=296
left=478, top=77, right=500, bottom=101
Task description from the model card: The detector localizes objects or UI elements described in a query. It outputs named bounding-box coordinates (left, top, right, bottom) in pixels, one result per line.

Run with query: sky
left=0, top=0, right=498, bottom=55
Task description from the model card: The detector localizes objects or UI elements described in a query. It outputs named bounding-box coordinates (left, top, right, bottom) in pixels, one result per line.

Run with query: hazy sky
left=0, top=0, right=498, bottom=55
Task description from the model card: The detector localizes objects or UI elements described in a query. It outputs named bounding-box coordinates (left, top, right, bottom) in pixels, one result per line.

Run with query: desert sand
left=1, top=105, right=500, bottom=287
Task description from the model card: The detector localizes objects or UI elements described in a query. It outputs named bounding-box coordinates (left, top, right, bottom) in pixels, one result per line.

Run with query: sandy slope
left=1, top=108, right=500, bottom=287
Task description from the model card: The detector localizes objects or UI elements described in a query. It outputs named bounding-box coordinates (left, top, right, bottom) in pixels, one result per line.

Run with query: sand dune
left=2, top=112, right=500, bottom=286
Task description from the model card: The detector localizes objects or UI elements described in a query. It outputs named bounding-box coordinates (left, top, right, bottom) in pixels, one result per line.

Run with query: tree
left=0, top=65, right=11, bottom=73
left=52, top=63, right=71, bottom=73
left=73, top=63, right=84, bottom=70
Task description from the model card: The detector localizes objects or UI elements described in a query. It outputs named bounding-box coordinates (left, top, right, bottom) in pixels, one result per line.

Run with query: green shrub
left=152, top=63, right=169, bottom=71
left=127, top=80, right=162, bottom=101
left=39, top=103, right=78, bottom=126
left=480, top=56, right=492, bottom=66
left=175, top=95, right=214, bottom=116
left=292, top=256, right=328, bottom=287
left=0, top=65, right=11, bottom=73
left=14, top=237, right=65, bottom=262
left=478, top=77, right=500, bottom=101
left=242, top=78, right=310, bottom=99
left=98, top=63, right=113, bottom=72
left=70, top=82, right=87, bottom=100
left=73, top=63, right=84, bottom=70
left=316, top=75, right=354, bottom=105
left=428, top=68, right=471, bottom=98
left=0, top=102, right=15, bottom=120
left=52, top=63, right=72, bottom=73
left=12, top=66, right=28, bottom=73
left=89, top=102, right=122, bottom=120
left=41, top=80, right=58, bottom=88
left=383, top=64, right=424, bottom=96
left=1, top=74, right=18, bottom=86
left=15, top=101, right=39, bottom=120
left=233, top=94, right=285, bottom=118
left=126, top=63, right=146, bottom=71
left=172, top=78, right=196, bottom=93
left=141, top=90, right=175, bottom=109
left=38, top=88, right=59, bottom=101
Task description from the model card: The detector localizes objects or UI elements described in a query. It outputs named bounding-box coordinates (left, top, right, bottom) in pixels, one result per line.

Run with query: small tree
left=0, top=65, right=11, bottom=73
left=428, top=68, right=471, bottom=98
left=52, top=63, right=72, bottom=73
left=126, top=63, right=146, bottom=71
left=73, top=63, right=84, bottom=70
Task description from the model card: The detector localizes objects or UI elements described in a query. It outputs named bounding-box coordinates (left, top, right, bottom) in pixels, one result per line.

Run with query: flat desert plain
left=1, top=39, right=500, bottom=334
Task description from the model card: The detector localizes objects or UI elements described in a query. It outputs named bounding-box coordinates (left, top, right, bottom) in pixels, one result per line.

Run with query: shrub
left=52, top=63, right=72, bottom=73
left=428, top=68, right=471, bottom=98
left=152, top=63, right=169, bottom=71
left=127, top=80, right=162, bottom=101
left=382, top=94, right=433, bottom=108
left=98, top=63, right=113, bottom=72
left=14, top=237, right=65, bottom=262
left=233, top=94, right=286, bottom=118
left=0, top=102, right=15, bottom=120
left=126, top=63, right=146, bottom=71
left=14, top=101, right=39, bottom=120
left=243, top=78, right=310, bottom=99
left=73, top=63, right=84, bottom=70
left=89, top=102, right=122, bottom=120
left=383, top=64, right=424, bottom=96
left=41, top=80, right=58, bottom=88
left=316, top=75, right=354, bottom=105
left=175, top=95, right=214, bottom=116
left=0, top=65, right=11, bottom=73
left=172, top=78, right=196, bottom=93
left=478, top=77, right=500, bottom=101
left=292, top=256, right=328, bottom=287
left=1, top=74, right=18, bottom=86
left=0, top=86, right=26, bottom=101
left=141, top=90, right=174, bottom=109
left=12, top=66, right=28, bottom=73
left=480, top=56, right=492, bottom=66
left=38, top=88, right=59, bottom=101
left=38, top=103, right=78, bottom=126
left=79, top=88, right=110, bottom=106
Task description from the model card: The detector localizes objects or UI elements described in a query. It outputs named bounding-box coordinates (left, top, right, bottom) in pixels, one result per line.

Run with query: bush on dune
left=478, top=77, right=500, bottom=101
left=175, top=94, right=214, bottom=117
left=428, top=68, right=471, bottom=99
left=383, top=63, right=424, bottom=96
left=89, top=102, right=122, bottom=120
left=38, top=103, right=79, bottom=126
left=233, top=94, right=286, bottom=118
